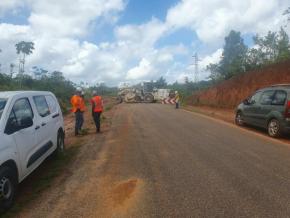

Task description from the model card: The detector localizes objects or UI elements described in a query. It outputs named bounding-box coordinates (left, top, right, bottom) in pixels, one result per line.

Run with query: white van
left=0, top=91, right=65, bottom=210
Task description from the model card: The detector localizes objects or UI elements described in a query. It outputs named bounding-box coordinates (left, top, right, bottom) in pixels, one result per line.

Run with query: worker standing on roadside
left=175, top=91, right=180, bottom=109
left=71, top=88, right=85, bottom=136
left=80, top=91, right=86, bottom=130
left=91, top=90, right=103, bottom=133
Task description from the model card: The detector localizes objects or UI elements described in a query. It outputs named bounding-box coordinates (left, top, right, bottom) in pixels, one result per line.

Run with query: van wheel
left=268, top=119, right=281, bottom=138
left=0, top=167, right=17, bottom=212
left=57, top=132, right=65, bottom=153
left=235, top=112, right=244, bottom=126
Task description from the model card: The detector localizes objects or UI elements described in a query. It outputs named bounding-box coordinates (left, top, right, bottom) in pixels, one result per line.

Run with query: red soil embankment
left=187, top=60, right=290, bottom=109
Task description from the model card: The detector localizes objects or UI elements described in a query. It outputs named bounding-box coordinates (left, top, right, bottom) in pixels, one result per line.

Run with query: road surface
left=17, top=104, right=290, bottom=217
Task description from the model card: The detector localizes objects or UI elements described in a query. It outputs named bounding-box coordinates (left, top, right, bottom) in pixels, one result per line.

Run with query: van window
left=12, top=98, right=34, bottom=125
left=272, top=90, right=287, bottom=105
left=0, top=98, right=7, bottom=120
left=260, top=90, right=275, bottom=105
left=249, top=92, right=262, bottom=104
left=45, top=95, right=58, bottom=114
left=5, top=98, right=34, bottom=134
left=33, top=96, right=50, bottom=117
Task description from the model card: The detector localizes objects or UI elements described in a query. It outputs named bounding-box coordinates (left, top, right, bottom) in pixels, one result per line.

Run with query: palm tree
left=10, top=63, right=15, bottom=78
left=15, top=41, right=35, bottom=74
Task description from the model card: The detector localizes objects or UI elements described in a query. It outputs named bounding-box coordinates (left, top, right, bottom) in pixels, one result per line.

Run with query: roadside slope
left=188, top=60, right=290, bottom=108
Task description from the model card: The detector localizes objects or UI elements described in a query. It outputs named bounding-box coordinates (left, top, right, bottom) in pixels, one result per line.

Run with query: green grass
left=1, top=145, right=80, bottom=218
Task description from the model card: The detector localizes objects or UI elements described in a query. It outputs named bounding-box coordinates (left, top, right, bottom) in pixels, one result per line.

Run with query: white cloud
left=28, top=0, right=125, bottom=37
left=0, top=0, right=24, bottom=16
left=126, top=58, right=153, bottom=80
left=200, top=48, right=223, bottom=70
left=0, top=0, right=288, bottom=85
left=166, top=0, right=288, bottom=44
left=115, top=18, right=168, bottom=46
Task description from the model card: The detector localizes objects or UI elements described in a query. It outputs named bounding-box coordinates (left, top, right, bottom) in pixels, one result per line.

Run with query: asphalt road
left=102, top=103, right=290, bottom=218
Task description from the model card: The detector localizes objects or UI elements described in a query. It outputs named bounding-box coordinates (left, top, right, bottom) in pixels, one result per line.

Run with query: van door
left=243, top=91, right=262, bottom=125
left=260, top=90, right=287, bottom=127
left=255, top=90, right=276, bottom=127
left=4, top=98, right=38, bottom=177
left=32, top=96, right=55, bottom=155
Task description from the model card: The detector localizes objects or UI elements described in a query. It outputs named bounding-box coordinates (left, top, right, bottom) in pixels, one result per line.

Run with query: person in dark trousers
left=175, top=91, right=180, bottom=109
left=90, top=90, right=103, bottom=133
left=80, top=91, right=86, bottom=130
left=70, top=88, right=86, bottom=136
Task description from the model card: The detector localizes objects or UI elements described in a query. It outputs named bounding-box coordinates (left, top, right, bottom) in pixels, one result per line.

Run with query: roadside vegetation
left=0, top=41, right=118, bottom=113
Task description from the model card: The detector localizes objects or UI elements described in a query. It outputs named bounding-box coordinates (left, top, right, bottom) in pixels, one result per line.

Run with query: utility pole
left=192, top=53, right=201, bottom=83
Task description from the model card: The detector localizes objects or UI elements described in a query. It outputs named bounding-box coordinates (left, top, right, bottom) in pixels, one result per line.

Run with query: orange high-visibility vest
left=80, top=97, right=86, bottom=112
left=71, top=95, right=85, bottom=112
left=90, top=96, right=103, bottom=112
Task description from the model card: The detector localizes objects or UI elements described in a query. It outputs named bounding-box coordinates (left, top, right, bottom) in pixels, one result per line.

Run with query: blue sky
left=119, top=0, right=178, bottom=25
left=0, top=0, right=288, bottom=86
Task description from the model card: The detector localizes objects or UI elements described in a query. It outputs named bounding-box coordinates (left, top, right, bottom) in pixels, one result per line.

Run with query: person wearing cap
left=90, top=90, right=103, bottom=133
left=71, top=88, right=85, bottom=136
left=175, top=91, right=180, bottom=109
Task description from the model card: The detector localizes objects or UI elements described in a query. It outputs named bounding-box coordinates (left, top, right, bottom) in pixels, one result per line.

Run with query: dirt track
left=13, top=103, right=290, bottom=217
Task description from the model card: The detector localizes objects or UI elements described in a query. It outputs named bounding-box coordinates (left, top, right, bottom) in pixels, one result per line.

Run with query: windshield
left=0, top=98, right=7, bottom=120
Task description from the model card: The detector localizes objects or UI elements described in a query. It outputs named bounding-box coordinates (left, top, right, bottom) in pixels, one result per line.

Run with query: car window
left=5, top=98, right=34, bottom=134
left=249, top=92, right=262, bottom=104
left=260, top=90, right=275, bottom=105
left=12, top=98, right=34, bottom=125
left=33, top=96, right=50, bottom=117
left=0, top=98, right=7, bottom=120
left=45, top=95, right=58, bottom=114
left=272, top=90, right=287, bottom=105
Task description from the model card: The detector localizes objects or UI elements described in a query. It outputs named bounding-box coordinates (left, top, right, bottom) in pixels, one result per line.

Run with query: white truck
left=0, top=91, right=65, bottom=211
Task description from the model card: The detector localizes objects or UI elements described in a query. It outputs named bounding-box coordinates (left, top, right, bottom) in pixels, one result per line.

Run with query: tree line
left=0, top=41, right=76, bottom=113
left=207, top=27, right=290, bottom=82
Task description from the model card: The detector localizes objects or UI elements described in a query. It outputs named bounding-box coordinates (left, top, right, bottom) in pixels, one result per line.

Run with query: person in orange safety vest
left=71, top=88, right=85, bottom=136
left=90, top=90, right=103, bottom=133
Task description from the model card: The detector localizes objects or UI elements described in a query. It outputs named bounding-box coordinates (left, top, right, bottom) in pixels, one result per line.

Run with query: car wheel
left=0, top=167, right=17, bottom=212
left=268, top=119, right=281, bottom=138
left=235, top=112, right=244, bottom=126
left=57, top=132, right=65, bottom=153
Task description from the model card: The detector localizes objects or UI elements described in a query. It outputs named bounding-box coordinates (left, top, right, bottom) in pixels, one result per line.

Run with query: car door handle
left=52, top=113, right=60, bottom=118
left=35, top=125, right=40, bottom=130
left=41, top=123, right=46, bottom=126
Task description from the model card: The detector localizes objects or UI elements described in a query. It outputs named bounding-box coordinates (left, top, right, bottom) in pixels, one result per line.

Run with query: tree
left=283, top=7, right=290, bottom=23
left=155, top=76, right=167, bottom=88
left=10, top=63, right=16, bottom=78
left=247, top=29, right=290, bottom=67
left=15, top=41, right=35, bottom=74
left=219, top=30, right=248, bottom=79
left=277, top=27, right=290, bottom=61
left=207, top=63, right=222, bottom=82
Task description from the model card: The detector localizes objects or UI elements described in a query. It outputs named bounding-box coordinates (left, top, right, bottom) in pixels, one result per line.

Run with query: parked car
left=235, top=84, right=290, bottom=138
left=0, top=91, right=65, bottom=211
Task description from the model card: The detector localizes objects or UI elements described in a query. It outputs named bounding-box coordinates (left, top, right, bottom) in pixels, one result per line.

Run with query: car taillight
left=285, top=101, right=290, bottom=118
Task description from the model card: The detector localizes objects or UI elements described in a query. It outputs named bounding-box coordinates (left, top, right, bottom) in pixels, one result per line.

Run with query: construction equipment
left=117, top=82, right=169, bottom=103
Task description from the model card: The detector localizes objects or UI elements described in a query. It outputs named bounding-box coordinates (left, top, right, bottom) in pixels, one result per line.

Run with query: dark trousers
left=176, top=102, right=179, bottom=109
left=75, top=111, right=84, bottom=135
left=93, top=112, right=102, bottom=132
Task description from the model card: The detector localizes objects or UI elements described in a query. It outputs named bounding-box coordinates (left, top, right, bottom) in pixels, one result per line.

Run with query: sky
left=0, top=0, right=289, bottom=86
